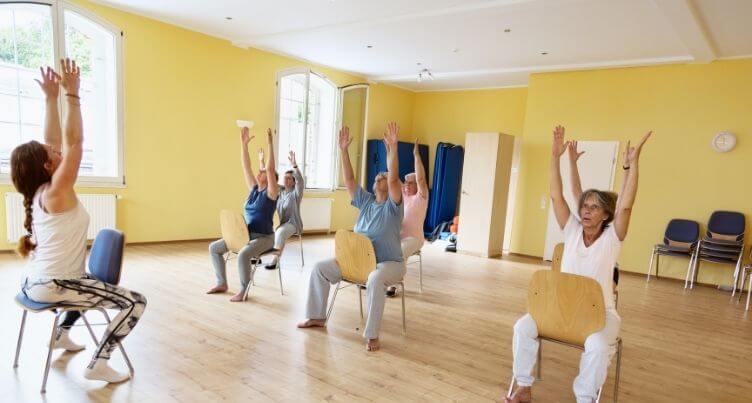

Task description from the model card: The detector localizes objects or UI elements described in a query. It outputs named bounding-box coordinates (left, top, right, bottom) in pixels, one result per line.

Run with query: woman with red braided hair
left=11, top=59, right=146, bottom=384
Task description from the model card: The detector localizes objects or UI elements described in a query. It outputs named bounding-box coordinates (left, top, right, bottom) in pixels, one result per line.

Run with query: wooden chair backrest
left=551, top=242, right=564, bottom=272
left=335, top=230, right=377, bottom=285
left=220, top=210, right=250, bottom=253
left=528, top=270, right=606, bottom=346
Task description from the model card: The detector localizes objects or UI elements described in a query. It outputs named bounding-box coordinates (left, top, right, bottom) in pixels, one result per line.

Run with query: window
left=0, top=1, right=123, bottom=186
left=276, top=69, right=337, bottom=190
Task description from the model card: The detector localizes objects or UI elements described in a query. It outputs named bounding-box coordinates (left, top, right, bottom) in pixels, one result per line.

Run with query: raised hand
left=240, top=127, right=253, bottom=145
left=266, top=128, right=273, bottom=141
left=625, top=131, right=652, bottom=166
left=414, top=138, right=420, bottom=155
left=552, top=125, right=570, bottom=158
left=567, top=140, right=585, bottom=163
left=258, top=148, right=265, bottom=164
left=34, top=66, right=61, bottom=99
left=338, top=126, right=352, bottom=150
left=384, top=122, right=399, bottom=148
left=59, top=58, right=80, bottom=96
left=288, top=150, right=297, bottom=166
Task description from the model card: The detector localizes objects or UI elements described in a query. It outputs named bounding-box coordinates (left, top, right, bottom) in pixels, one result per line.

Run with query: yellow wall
left=411, top=88, right=528, bottom=184
left=511, top=59, right=752, bottom=285
left=0, top=0, right=415, bottom=250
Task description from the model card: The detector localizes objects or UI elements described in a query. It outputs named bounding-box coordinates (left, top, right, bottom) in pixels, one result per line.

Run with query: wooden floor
left=1, top=236, right=751, bottom=403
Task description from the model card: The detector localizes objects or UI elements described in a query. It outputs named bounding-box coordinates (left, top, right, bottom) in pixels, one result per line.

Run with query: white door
left=457, top=133, right=499, bottom=256
left=542, top=141, right=619, bottom=260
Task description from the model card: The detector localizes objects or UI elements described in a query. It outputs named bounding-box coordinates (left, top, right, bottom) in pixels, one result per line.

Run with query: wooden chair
left=325, top=230, right=406, bottom=333
left=507, top=270, right=623, bottom=402
left=219, top=210, right=283, bottom=299
left=552, top=242, right=619, bottom=308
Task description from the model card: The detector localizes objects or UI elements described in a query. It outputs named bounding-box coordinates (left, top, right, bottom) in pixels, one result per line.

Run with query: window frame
left=274, top=67, right=338, bottom=192
left=0, top=0, right=125, bottom=187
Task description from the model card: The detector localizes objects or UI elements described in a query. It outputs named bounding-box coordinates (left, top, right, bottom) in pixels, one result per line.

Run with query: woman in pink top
left=388, top=139, right=429, bottom=297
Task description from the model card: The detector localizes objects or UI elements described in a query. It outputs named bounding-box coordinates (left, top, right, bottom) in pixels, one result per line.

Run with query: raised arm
left=414, top=139, right=428, bottom=199
left=35, top=67, right=62, bottom=151
left=550, top=125, right=571, bottom=230
left=567, top=141, right=585, bottom=203
left=338, top=126, right=357, bottom=199
left=46, top=59, right=83, bottom=213
left=288, top=150, right=305, bottom=196
left=240, top=127, right=256, bottom=190
left=384, top=122, right=402, bottom=204
left=266, top=129, right=279, bottom=199
left=613, top=131, right=652, bottom=241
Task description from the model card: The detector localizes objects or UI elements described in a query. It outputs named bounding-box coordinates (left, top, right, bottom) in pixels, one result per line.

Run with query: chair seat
left=654, top=244, right=692, bottom=253
left=14, top=293, right=59, bottom=312
left=699, top=249, right=741, bottom=260
left=700, top=242, right=743, bottom=253
left=654, top=249, right=693, bottom=258
left=701, top=236, right=744, bottom=246
left=697, top=254, right=739, bottom=265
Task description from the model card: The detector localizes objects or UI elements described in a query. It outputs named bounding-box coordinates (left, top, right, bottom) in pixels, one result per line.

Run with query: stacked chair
left=687, top=211, right=745, bottom=291
left=645, top=219, right=700, bottom=285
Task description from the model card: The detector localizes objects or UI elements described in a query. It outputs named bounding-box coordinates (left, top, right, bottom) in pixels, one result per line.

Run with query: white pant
left=512, top=310, right=621, bottom=403
left=401, top=237, right=424, bottom=259
left=305, top=258, right=406, bottom=340
left=274, top=222, right=298, bottom=250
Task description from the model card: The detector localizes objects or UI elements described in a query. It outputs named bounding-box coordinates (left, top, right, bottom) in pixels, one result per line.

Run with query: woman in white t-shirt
left=12, top=60, right=146, bottom=384
left=506, top=125, right=652, bottom=403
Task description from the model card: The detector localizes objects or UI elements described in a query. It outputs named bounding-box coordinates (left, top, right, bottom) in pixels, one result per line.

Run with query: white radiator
left=5, top=192, right=117, bottom=243
left=300, top=197, right=332, bottom=233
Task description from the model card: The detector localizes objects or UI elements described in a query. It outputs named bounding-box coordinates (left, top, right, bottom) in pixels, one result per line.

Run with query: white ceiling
left=91, top=0, right=752, bottom=91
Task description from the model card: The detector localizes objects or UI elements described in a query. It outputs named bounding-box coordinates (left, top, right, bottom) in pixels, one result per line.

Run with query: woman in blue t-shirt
left=207, top=128, right=279, bottom=302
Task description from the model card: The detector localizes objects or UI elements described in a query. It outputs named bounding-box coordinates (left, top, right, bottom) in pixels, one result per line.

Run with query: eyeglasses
left=580, top=204, right=603, bottom=212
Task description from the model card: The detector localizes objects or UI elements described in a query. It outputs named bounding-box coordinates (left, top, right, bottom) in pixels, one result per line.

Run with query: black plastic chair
left=13, top=229, right=132, bottom=393
left=688, top=211, right=745, bottom=291
left=646, top=219, right=700, bottom=284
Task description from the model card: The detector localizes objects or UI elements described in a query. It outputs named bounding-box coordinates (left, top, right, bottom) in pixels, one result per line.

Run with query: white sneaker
left=84, top=359, right=130, bottom=383
left=49, top=328, right=85, bottom=352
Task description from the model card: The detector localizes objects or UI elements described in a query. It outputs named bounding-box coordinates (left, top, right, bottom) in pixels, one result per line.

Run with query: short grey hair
left=578, top=189, right=618, bottom=228
left=404, top=173, right=416, bottom=182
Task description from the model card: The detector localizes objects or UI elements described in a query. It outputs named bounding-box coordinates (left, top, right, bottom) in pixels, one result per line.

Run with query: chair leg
left=738, top=268, right=748, bottom=302
left=277, top=260, right=284, bottom=296
left=400, top=283, right=406, bottom=335
left=41, top=313, right=61, bottom=394
left=81, top=313, right=99, bottom=344
left=418, top=253, right=423, bottom=293
left=298, top=234, right=304, bottom=267
left=101, top=310, right=134, bottom=377
left=13, top=310, right=28, bottom=368
left=684, top=250, right=695, bottom=289
left=358, top=286, right=364, bottom=321
left=647, top=248, right=655, bottom=282
left=506, top=376, right=516, bottom=399
left=746, top=272, right=752, bottom=311
left=614, top=338, right=622, bottom=403
left=596, top=386, right=602, bottom=403
left=325, top=282, right=341, bottom=323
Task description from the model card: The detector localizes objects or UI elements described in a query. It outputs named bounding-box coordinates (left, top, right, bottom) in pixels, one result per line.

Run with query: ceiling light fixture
left=540, top=51, right=548, bottom=55
left=366, top=45, right=373, bottom=49
left=504, top=28, right=511, bottom=33
left=452, top=48, right=459, bottom=53
left=225, top=17, right=232, bottom=20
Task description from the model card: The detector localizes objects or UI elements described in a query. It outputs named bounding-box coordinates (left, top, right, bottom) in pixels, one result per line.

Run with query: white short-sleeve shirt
left=560, top=214, right=621, bottom=311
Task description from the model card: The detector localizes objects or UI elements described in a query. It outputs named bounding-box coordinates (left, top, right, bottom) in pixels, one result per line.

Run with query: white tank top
left=25, top=184, right=90, bottom=281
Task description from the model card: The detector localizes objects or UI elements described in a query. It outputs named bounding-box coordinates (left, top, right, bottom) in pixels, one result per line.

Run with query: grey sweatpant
left=305, top=258, right=405, bottom=340
left=209, top=233, right=274, bottom=290
left=274, top=222, right=298, bottom=250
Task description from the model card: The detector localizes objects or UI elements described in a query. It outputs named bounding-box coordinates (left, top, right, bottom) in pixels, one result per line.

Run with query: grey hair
left=578, top=189, right=618, bottom=228
left=404, top=173, right=417, bottom=182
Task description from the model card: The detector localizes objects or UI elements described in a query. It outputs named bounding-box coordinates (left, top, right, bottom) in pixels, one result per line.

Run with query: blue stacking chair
left=646, top=219, right=700, bottom=284
left=688, top=211, right=745, bottom=291
left=13, top=229, right=133, bottom=393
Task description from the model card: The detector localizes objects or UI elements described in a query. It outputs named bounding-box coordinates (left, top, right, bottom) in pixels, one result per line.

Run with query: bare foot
left=229, top=291, right=246, bottom=302
left=505, top=386, right=531, bottom=403
left=297, top=319, right=326, bottom=328
left=206, top=285, right=228, bottom=294
left=366, top=338, right=380, bottom=352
